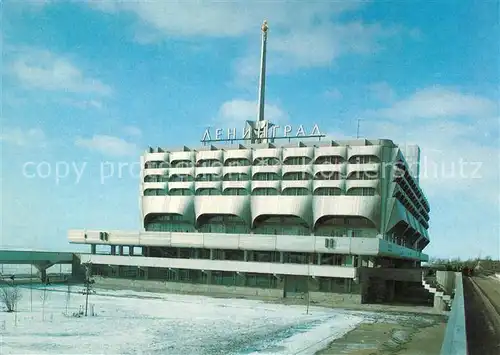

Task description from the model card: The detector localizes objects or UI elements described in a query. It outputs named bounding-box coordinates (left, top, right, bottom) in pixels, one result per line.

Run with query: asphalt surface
left=463, top=276, right=500, bottom=355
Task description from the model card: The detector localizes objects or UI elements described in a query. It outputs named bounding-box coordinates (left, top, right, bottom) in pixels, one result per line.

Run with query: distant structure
left=68, top=21, right=431, bottom=305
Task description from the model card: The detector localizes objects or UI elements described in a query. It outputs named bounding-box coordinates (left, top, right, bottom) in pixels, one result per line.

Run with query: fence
left=440, top=272, right=467, bottom=355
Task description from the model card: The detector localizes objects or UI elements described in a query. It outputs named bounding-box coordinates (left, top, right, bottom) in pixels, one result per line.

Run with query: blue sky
left=1, top=1, right=499, bottom=259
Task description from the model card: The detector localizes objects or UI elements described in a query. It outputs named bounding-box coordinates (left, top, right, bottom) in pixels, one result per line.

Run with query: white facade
left=68, top=138, right=431, bottom=281
left=137, top=138, right=430, bottom=249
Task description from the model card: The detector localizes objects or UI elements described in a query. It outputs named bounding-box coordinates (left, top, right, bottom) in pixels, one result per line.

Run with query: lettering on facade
left=201, top=124, right=323, bottom=142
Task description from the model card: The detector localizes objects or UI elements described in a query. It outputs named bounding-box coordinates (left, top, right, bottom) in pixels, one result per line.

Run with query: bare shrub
left=0, top=285, right=22, bottom=312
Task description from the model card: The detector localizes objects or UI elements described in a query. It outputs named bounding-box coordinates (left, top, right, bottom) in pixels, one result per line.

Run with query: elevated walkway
left=0, top=249, right=79, bottom=283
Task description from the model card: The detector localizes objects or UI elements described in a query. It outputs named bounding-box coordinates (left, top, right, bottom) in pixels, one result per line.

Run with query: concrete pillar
left=119, top=246, right=124, bottom=255
left=244, top=250, right=248, bottom=261
left=110, top=245, right=116, bottom=255
left=317, top=253, right=322, bottom=265
left=129, top=246, right=134, bottom=256
left=280, top=252, right=284, bottom=263
left=39, top=268, right=47, bottom=283
left=194, top=249, right=200, bottom=259
left=210, top=249, right=214, bottom=260
left=91, top=244, right=96, bottom=255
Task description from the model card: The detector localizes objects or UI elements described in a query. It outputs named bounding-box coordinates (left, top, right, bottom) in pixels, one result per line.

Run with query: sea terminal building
left=68, top=20, right=431, bottom=304
left=68, top=133, right=431, bottom=304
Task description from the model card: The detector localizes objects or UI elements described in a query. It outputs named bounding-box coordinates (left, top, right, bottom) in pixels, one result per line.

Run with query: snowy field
left=0, top=285, right=376, bottom=354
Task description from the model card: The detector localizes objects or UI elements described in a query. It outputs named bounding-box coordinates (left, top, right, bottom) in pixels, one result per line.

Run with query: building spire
left=257, top=20, right=268, bottom=122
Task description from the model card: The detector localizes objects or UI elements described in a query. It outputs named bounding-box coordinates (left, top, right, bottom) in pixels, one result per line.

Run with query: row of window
left=144, top=215, right=375, bottom=235
left=144, top=187, right=377, bottom=196
left=144, top=171, right=380, bottom=183
left=144, top=155, right=380, bottom=169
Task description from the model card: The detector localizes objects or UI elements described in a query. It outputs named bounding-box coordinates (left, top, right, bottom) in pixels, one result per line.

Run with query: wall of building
left=436, top=270, right=456, bottom=295
left=91, top=276, right=363, bottom=306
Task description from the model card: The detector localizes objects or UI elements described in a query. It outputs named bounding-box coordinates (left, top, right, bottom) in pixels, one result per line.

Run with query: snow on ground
left=1, top=285, right=368, bottom=354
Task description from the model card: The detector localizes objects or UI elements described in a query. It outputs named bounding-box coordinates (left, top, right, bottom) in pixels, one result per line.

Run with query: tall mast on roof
left=257, top=20, right=268, bottom=122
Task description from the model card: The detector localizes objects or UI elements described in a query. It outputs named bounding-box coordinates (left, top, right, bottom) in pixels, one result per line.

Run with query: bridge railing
left=440, top=272, right=468, bottom=355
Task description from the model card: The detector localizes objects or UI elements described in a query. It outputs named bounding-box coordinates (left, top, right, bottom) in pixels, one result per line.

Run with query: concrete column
left=129, top=246, right=134, bottom=256
left=194, top=249, right=200, bottom=259
left=119, top=246, right=124, bottom=255
left=91, top=244, right=96, bottom=255
left=317, top=253, right=322, bottom=265
left=210, top=249, right=214, bottom=260
left=280, top=252, right=284, bottom=263
left=143, top=267, right=149, bottom=280
left=39, top=268, right=47, bottom=283
left=244, top=250, right=248, bottom=261
left=110, top=245, right=116, bottom=255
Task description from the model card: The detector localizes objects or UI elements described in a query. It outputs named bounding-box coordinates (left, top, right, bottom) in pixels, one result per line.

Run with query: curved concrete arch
left=346, top=163, right=380, bottom=177
left=314, top=146, right=348, bottom=162
left=251, top=180, right=281, bottom=192
left=222, top=180, right=251, bottom=192
left=195, top=166, right=223, bottom=178
left=195, top=196, right=251, bottom=226
left=143, top=182, right=167, bottom=193
left=282, top=164, right=314, bottom=176
left=144, top=152, right=169, bottom=165
left=252, top=148, right=281, bottom=163
left=345, top=179, right=379, bottom=193
left=282, top=147, right=314, bottom=162
left=282, top=179, right=312, bottom=191
left=143, top=168, right=168, bottom=180
left=313, top=195, right=381, bottom=230
left=251, top=195, right=313, bottom=228
left=196, top=150, right=223, bottom=163
left=169, top=151, right=196, bottom=164
left=168, top=181, right=194, bottom=191
left=347, top=145, right=382, bottom=161
left=169, top=167, right=195, bottom=179
left=194, top=181, right=222, bottom=193
left=252, top=165, right=281, bottom=177
left=313, top=163, right=346, bottom=176
left=313, top=180, right=345, bottom=192
left=142, top=196, right=195, bottom=225
left=223, top=165, right=252, bottom=179
left=224, top=148, right=252, bottom=163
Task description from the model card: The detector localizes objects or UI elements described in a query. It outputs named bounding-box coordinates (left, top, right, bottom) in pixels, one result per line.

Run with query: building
left=68, top=21, right=431, bottom=305
left=68, top=137, right=431, bottom=303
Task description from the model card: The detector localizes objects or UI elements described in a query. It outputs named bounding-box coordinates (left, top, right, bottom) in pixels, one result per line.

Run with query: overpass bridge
left=0, top=249, right=80, bottom=282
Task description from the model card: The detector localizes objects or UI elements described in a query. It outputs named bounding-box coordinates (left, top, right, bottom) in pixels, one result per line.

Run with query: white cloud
left=370, top=86, right=497, bottom=120
left=217, top=99, right=287, bottom=125
left=61, top=98, right=103, bottom=110
left=75, top=135, right=138, bottom=157
left=123, top=126, right=142, bottom=137
left=324, top=88, right=343, bottom=100
left=366, top=82, right=396, bottom=102
left=88, top=2, right=362, bottom=38
left=0, top=127, right=46, bottom=147
left=357, top=86, right=499, bottom=204
left=87, top=2, right=407, bottom=79
left=9, top=49, right=112, bottom=95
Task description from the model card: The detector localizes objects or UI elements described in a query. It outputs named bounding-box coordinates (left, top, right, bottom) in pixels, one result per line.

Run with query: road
left=463, top=276, right=500, bottom=355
